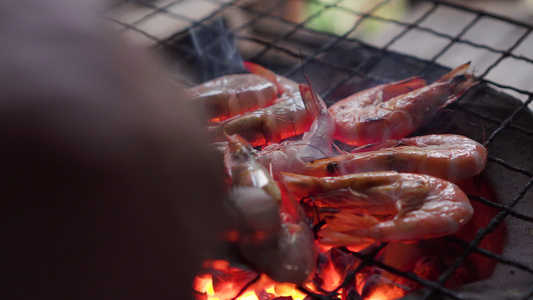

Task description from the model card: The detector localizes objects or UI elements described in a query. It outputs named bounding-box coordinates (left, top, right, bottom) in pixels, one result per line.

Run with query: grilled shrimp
left=257, top=84, right=336, bottom=179
left=329, top=77, right=427, bottom=116
left=281, top=171, right=473, bottom=247
left=210, top=83, right=322, bottom=147
left=186, top=61, right=299, bottom=125
left=229, top=187, right=316, bottom=285
left=330, top=63, right=476, bottom=146
left=224, top=135, right=316, bottom=284
left=304, top=134, right=487, bottom=182
left=224, top=134, right=282, bottom=202
left=186, top=74, right=278, bottom=124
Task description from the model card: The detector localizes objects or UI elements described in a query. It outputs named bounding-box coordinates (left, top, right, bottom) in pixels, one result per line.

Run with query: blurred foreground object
left=0, top=1, right=228, bottom=299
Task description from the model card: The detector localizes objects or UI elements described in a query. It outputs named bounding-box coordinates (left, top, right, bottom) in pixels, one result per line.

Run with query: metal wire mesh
left=106, top=1, right=533, bottom=299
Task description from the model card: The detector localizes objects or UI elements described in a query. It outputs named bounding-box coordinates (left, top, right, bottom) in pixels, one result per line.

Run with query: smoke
left=190, top=17, right=245, bottom=81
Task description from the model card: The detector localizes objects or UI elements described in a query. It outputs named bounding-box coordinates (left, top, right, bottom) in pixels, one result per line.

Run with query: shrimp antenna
left=438, top=108, right=487, bottom=146
left=301, top=61, right=324, bottom=116
left=332, top=142, right=348, bottom=155
left=298, top=49, right=314, bottom=114
left=299, top=48, right=306, bottom=75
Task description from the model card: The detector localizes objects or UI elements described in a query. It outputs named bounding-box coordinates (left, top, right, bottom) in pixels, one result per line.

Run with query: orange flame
left=194, top=259, right=408, bottom=300
left=366, top=285, right=406, bottom=300
left=194, top=260, right=307, bottom=300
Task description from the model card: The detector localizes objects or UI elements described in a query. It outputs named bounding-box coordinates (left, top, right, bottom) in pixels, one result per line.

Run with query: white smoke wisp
left=190, top=17, right=245, bottom=82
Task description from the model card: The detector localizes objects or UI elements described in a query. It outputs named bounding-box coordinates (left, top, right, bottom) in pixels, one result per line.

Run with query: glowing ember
left=365, top=283, right=406, bottom=300
left=193, top=258, right=410, bottom=300
left=366, top=287, right=406, bottom=300
left=194, top=260, right=307, bottom=300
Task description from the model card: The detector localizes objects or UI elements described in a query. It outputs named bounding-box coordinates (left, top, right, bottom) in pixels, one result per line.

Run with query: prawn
left=330, top=63, right=476, bottom=146
left=224, top=134, right=317, bottom=284
left=303, top=134, right=487, bottom=182
left=256, top=84, right=336, bottom=180
left=186, top=73, right=278, bottom=124
left=281, top=171, right=473, bottom=247
left=185, top=62, right=296, bottom=125
left=224, top=134, right=281, bottom=202
left=229, top=187, right=317, bottom=285
left=209, top=83, right=322, bottom=147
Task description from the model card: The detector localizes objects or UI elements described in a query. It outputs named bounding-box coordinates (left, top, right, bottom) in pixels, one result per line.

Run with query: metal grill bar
left=485, top=95, right=533, bottom=146
left=290, top=1, right=533, bottom=66
left=432, top=0, right=533, bottom=28
left=214, top=1, right=401, bottom=93
left=454, top=105, right=533, bottom=137
left=424, top=177, right=533, bottom=299
left=488, top=156, right=533, bottom=178
left=381, top=3, right=439, bottom=51
left=478, top=29, right=532, bottom=79
left=281, top=0, right=393, bottom=78
left=480, top=80, right=532, bottom=97
left=163, top=0, right=288, bottom=57
left=160, top=0, right=238, bottom=44
left=345, top=247, right=465, bottom=300
left=118, top=0, right=188, bottom=33
left=419, top=14, right=481, bottom=73
left=119, top=0, right=533, bottom=88
left=444, top=235, right=533, bottom=275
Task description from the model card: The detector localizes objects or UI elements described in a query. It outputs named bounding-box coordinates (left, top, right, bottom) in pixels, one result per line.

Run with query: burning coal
left=193, top=246, right=409, bottom=300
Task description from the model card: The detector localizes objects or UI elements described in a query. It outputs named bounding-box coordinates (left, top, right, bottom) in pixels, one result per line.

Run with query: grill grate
left=107, top=1, right=533, bottom=299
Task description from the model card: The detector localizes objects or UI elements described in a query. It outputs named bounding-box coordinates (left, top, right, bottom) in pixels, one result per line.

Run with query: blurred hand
left=0, top=1, right=228, bottom=299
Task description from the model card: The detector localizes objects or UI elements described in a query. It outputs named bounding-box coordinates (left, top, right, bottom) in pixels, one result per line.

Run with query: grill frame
left=107, top=1, right=533, bottom=299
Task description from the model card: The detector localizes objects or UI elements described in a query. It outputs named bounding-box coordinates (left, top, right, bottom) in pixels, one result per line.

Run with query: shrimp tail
left=444, top=75, right=477, bottom=108
left=436, top=61, right=471, bottom=82
left=243, top=61, right=285, bottom=95
left=382, top=77, right=427, bottom=101
left=450, top=73, right=477, bottom=91
left=437, top=62, right=477, bottom=108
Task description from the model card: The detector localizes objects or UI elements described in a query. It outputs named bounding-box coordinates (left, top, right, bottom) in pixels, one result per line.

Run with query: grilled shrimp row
left=189, top=62, right=486, bottom=285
